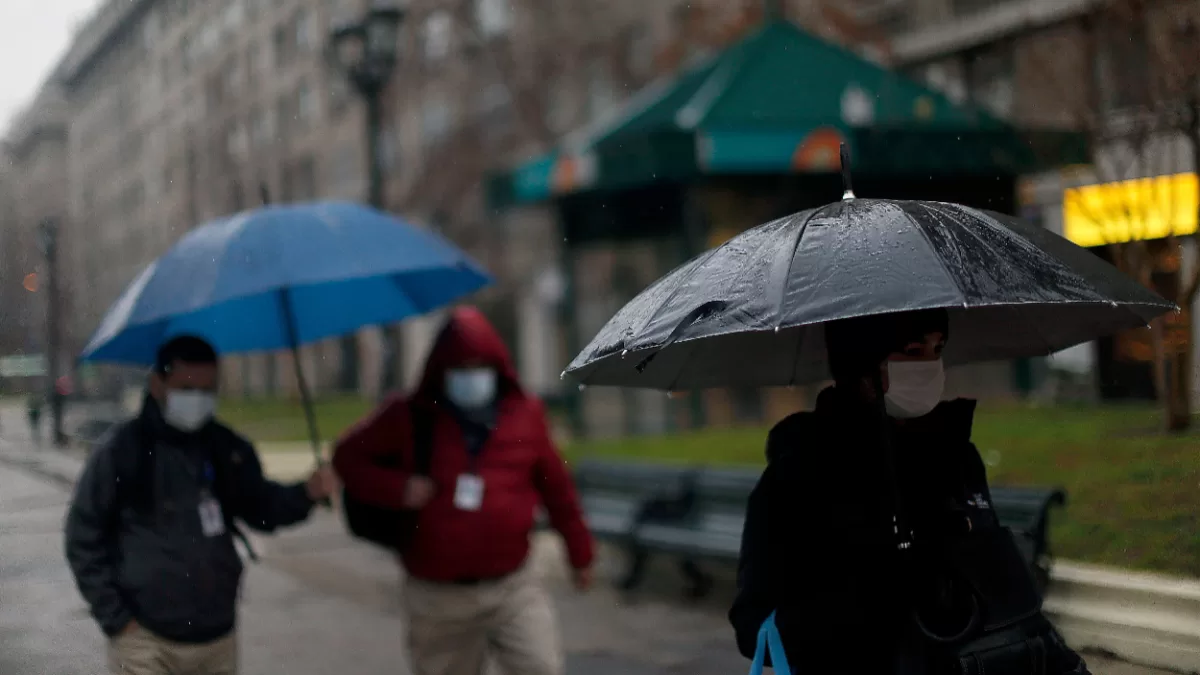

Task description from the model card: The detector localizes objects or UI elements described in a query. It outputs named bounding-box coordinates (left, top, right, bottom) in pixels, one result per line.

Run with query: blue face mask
left=444, top=368, right=498, bottom=409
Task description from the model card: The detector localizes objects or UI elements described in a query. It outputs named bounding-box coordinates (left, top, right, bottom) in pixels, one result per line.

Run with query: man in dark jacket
left=65, top=336, right=337, bottom=675
left=729, top=310, right=1089, bottom=675
left=334, top=306, right=594, bottom=675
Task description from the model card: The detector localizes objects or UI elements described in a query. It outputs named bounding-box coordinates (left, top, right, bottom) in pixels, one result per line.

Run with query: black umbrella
left=565, top=155, right=1174, bottom=390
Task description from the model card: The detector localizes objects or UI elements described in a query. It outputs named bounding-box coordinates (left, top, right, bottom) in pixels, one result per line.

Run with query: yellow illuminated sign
left=1063, top=172, right=1199, bottom=248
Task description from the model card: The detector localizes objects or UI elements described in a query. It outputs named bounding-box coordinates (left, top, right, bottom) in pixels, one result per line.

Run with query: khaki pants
left=404, top=564, right=563, bottom=675
left=108, top=627, right=237, bottom=675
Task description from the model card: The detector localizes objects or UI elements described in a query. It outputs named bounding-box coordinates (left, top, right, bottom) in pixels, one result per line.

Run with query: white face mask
left=164, top=390, right=218, bottom=432
left=884, top=359, right=945, bottom=419
left=444, top=368, right=498, bottom=409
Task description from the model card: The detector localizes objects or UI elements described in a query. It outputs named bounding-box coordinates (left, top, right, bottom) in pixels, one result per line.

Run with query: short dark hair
left=154, top=336, right=218, bottom=375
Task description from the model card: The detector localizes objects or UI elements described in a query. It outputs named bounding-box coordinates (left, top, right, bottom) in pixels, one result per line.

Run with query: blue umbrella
left=80, top=200, right=491, bottom=459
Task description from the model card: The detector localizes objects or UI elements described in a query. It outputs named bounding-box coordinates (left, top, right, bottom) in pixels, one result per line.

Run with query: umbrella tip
left=839, top=143, right=855, bottom=200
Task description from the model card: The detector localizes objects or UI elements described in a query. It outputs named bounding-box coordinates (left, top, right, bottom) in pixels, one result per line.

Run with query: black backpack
left=108, top=416, right=258, bottom=560
left=340, top=400, right=433, bottom=552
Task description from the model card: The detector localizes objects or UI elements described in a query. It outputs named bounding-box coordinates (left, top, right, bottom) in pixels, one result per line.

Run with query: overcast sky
left=0, top=0, right=101, bottom=133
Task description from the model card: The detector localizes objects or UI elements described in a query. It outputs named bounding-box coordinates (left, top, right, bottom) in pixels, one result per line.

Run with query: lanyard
left=201, top=460, right=216, bottom=493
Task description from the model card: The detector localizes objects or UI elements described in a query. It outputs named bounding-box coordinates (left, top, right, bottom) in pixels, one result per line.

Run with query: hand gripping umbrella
left=80, top=200, right=492, bottom=465
left=565, top=146, right=1174, bottom=391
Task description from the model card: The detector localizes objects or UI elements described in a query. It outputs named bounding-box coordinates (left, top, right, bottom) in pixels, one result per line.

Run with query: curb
left=1046, top=563, right=1200, bottom=673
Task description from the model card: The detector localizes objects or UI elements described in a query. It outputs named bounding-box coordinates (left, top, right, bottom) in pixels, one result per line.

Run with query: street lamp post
left=329, top=3, right=405, bottom=397
left=38, top=218, right=66, bottom=448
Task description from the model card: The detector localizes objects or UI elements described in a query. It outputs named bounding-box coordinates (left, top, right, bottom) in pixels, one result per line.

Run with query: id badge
left=453, top=474, right=485, bottom=512
left=198, top=493, right=226, bottom=537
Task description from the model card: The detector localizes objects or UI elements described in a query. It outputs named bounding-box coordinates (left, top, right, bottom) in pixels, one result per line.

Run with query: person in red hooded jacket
left=333, top=306, right=594, bottom=675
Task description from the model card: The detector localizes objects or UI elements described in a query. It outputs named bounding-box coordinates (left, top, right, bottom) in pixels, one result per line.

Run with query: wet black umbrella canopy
left=565, top=146, right=1174, bottom=390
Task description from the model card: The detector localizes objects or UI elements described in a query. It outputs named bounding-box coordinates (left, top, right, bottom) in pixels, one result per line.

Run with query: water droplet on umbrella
left=1109, top=301, right=1118, bottom=308
left=621, top=350, right=629, bottom=358
left=774, top=326, right=780, bottom=333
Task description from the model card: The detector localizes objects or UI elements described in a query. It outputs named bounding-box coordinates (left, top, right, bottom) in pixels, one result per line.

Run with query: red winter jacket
left=332, top=306, right=594, bottom=582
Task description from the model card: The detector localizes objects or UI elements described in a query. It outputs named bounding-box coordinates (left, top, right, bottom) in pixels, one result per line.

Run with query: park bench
left=569, top=459, right=1067, bottom=598
left=989, top=485, right=1067, bottom=591
left=568, top=459, right=697, bottom=588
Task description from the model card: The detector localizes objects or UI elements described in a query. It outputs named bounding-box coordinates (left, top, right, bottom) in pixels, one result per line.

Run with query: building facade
left=1, top=86, right=72, bottom=392
left=9, top=0, right=1153, bottom=412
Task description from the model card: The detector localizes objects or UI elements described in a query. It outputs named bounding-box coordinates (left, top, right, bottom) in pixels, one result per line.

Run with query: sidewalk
left=0, top=420, right=749, bottom=675
left=0, top=409, right=1182, bottom=675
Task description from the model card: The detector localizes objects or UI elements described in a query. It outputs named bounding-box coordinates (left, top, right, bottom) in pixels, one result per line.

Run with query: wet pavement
left=0, top=403, right=1180, bottom=675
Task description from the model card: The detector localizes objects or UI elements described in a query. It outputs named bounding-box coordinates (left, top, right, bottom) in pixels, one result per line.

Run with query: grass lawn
left=219, top=396, right=374, bottom=446
left=570, top=404, right=1200, bottom=579
left=222, top=397, right=1199, bottom=578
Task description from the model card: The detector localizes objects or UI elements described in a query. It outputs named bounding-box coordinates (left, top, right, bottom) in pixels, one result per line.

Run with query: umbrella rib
left=632, top=245, right=728, bottom=347
left=773, top=208, right=824, bottom=329
left=903, top=202, right=969, bottom=307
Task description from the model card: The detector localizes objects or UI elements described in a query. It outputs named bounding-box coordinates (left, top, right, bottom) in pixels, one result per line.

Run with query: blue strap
left=749, top=611, right=792, bottom=675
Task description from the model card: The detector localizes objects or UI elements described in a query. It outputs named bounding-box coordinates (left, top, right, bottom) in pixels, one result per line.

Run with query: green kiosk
left=489, top=19, right=1087, bottom=437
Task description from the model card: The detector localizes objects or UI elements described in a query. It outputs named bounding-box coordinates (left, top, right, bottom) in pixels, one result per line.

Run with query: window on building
left=330, top=139, right=363, bottom=196
left=423, top=12, right=453, bottom=61
left=587, top=60, right=616, bottom=121
left=226, top=122, right=248, bottom=157
left=223, top=0, right=244, bottom=29
left=378, top=128, right=400, bottom=172
left=477, top=82, right=514, bottom=142
left=273, top=25, right=290, bottom=64
left=277, top=96, right=294, bottom=135
left=475, top=0, right=511, bottom=37
left=545, top=79, right=574, bottom=134
left=329, top=0, right=358, bottom=26
left=1095, top=22, right=1149, bottom=112
left=226, top=58, right=244, bottom=98
left=251, top=107, right=276, bottom=146
left=421, top=95, right=453, bottom=145
left=254, top=41, right=272, bottom=72
left=330, top=78, right=351, bottom=116
left=625, top=24, right=655, bottom=80
left=297, top=81, right=318, bottom=124
left=966, top=43, right=1015, bottom=119
left=143, top=10, right=162, bottom=49
left=951, top=0, right=997, bottom=19
left=296, top=9, right=318, bottom=51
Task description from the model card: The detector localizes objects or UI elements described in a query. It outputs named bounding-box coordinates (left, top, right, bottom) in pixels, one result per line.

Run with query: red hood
left=413, top=306, right=522, bottom=403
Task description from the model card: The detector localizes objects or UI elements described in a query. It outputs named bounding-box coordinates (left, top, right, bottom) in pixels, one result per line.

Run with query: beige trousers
left=108, top=627, right=237, bottom=675
left=403, top=564, right=563, bottom=675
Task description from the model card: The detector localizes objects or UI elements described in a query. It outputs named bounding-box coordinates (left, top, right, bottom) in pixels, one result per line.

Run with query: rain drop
left=559, top=370, right=566, bottom=380
left=774, top=326, right=780, bottom=333
left=1174, top=305, right=1183, bottom=315
left=1109, top=301, right=1118, bottom=308
left=621, top=350, right=629, bottom=358
left=577, top=384, right=587, bottom=392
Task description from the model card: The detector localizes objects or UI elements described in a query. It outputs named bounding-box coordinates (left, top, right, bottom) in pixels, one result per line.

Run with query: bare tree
left=1048, top=0, right=1200, bottom=430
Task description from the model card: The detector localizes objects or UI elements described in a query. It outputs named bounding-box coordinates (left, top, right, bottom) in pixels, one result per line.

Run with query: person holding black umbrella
left=561, top=148, right=1170, bottom=675
left=728, top=308, right=1091, bottom=674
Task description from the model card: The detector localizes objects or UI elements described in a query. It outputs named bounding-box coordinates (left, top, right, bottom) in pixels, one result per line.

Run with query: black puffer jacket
left=65, top=397, right=314, bottom=643
left=729, top=387, right=1089, bottom=675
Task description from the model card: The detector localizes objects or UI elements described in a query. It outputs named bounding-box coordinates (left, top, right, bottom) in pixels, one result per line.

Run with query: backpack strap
left=112, top=416, right=157, bottom=516
left=409, top=400, right=434, bottom=476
